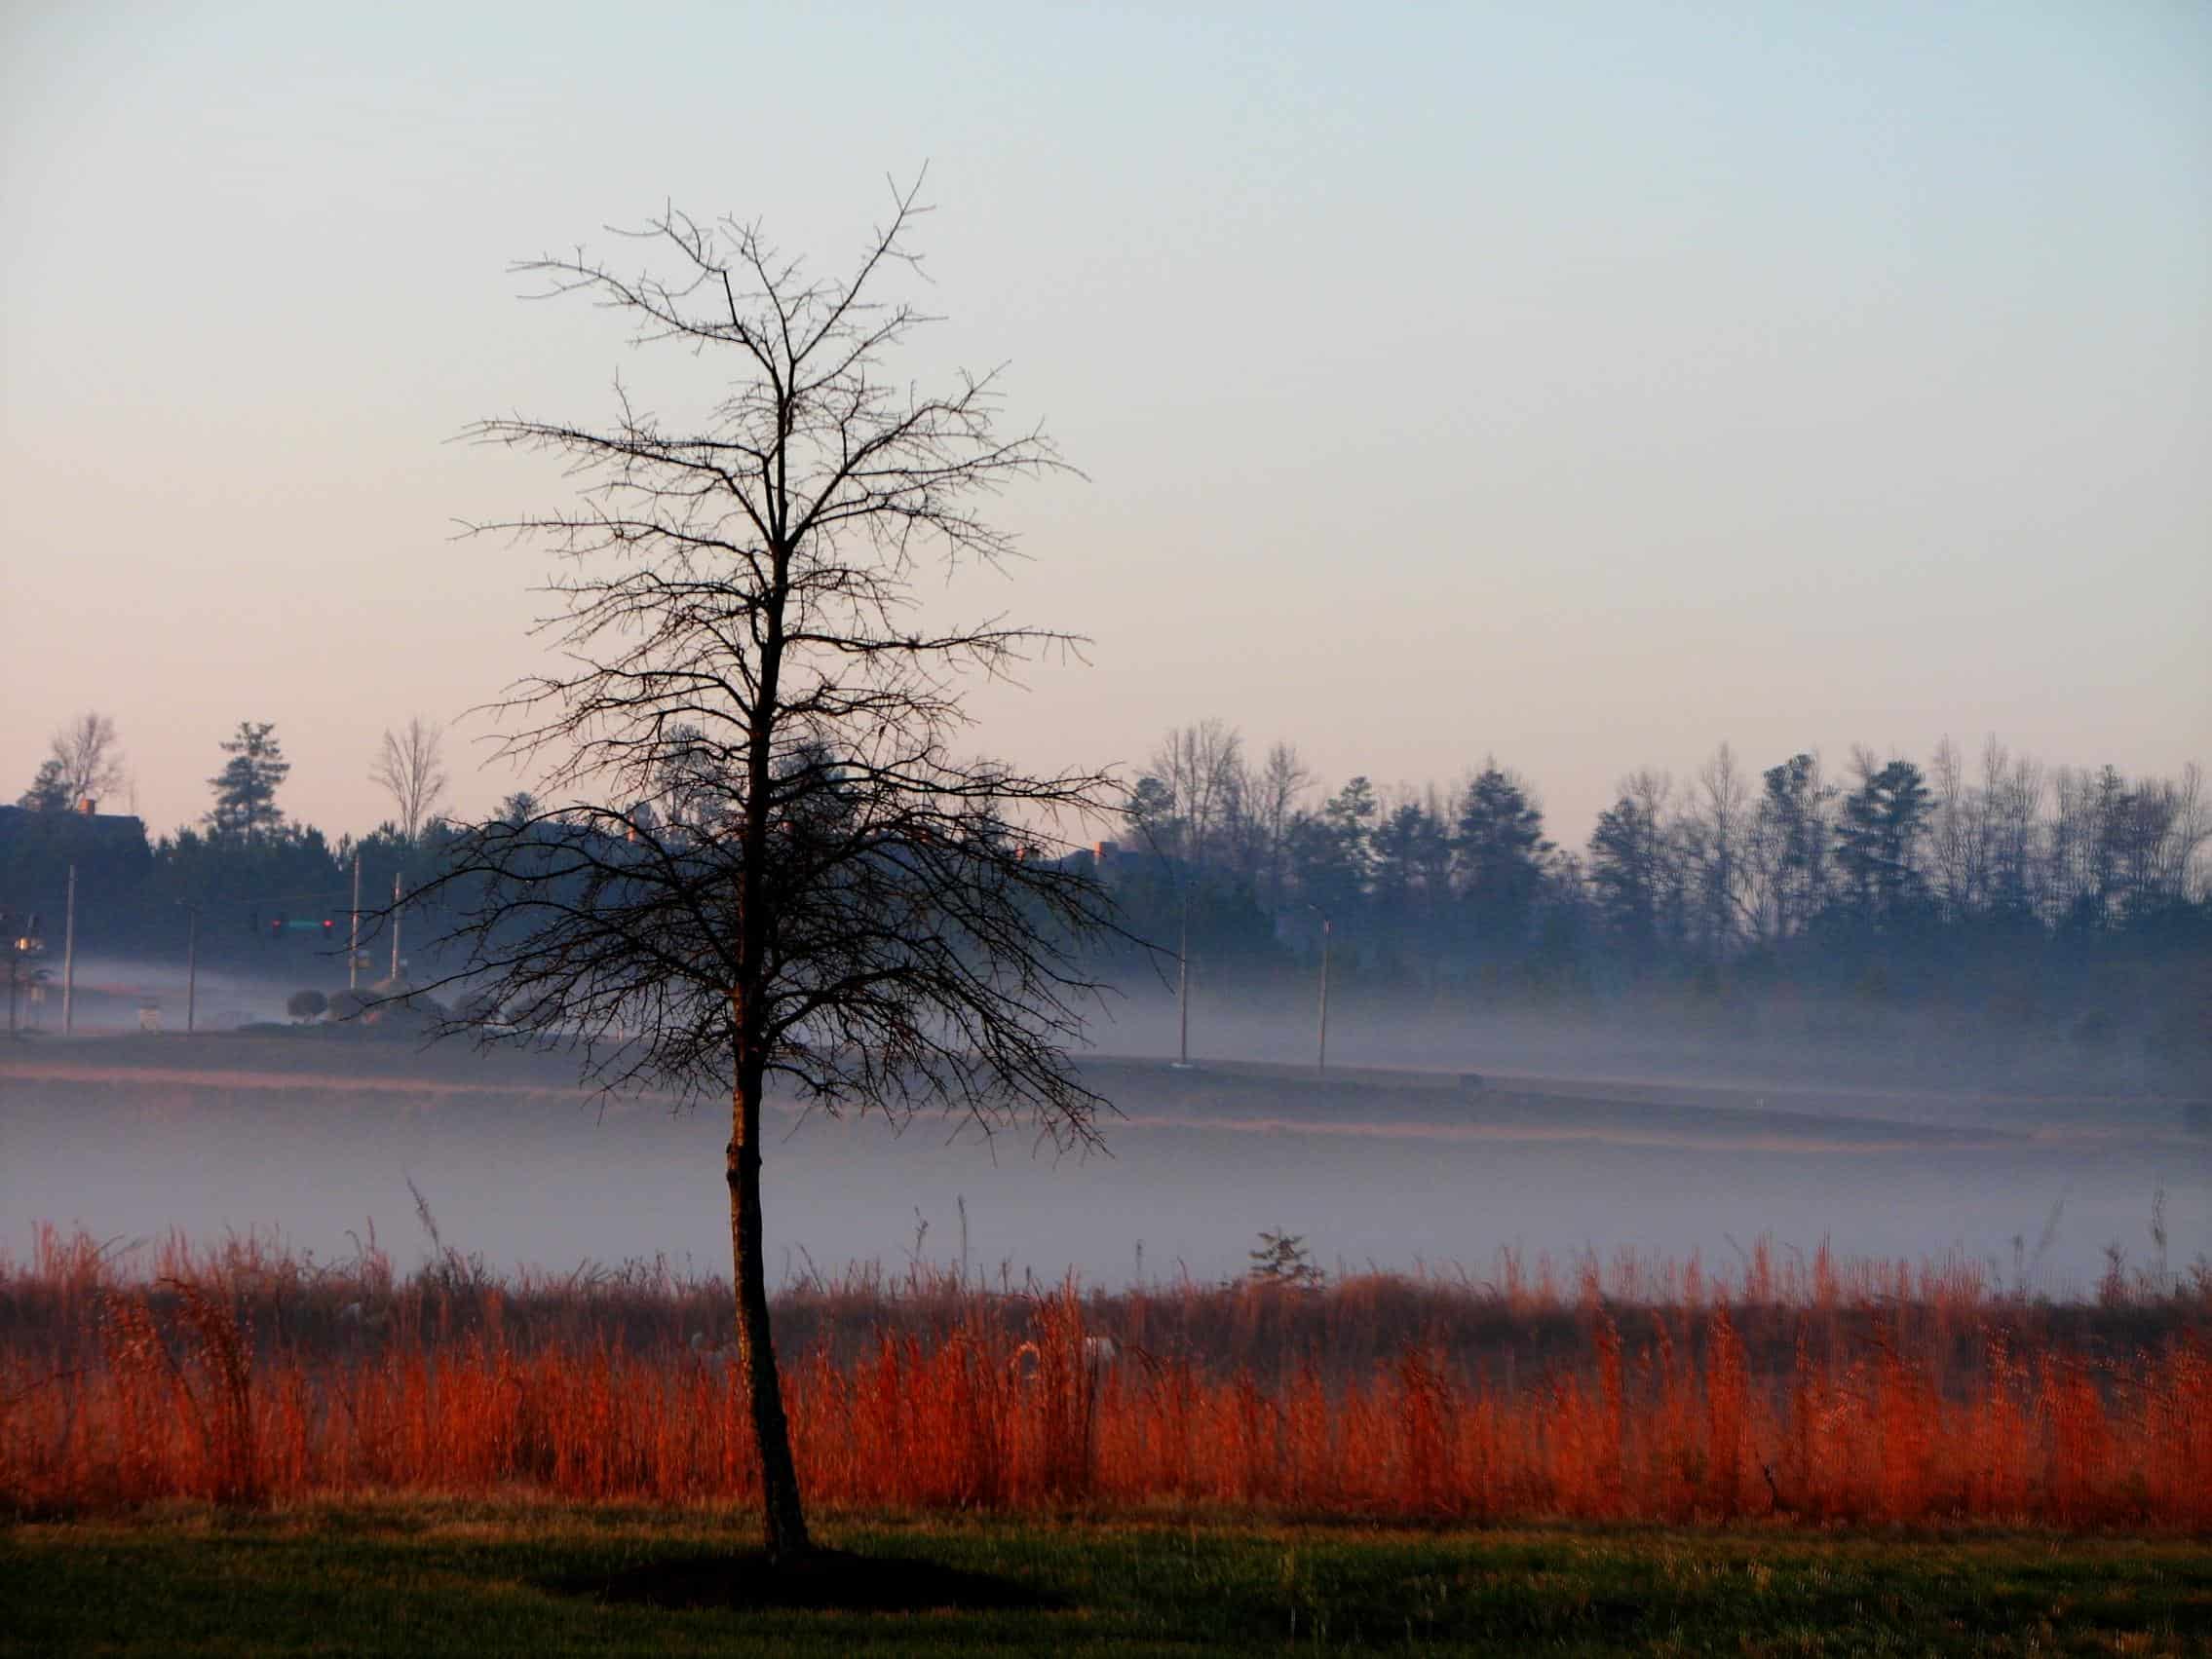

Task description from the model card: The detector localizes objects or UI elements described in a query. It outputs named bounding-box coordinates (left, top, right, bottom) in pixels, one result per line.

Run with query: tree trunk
left=727, top=1066, right=811, bottom=1563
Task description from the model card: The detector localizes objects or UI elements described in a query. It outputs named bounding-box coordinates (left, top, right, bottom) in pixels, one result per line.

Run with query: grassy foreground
left=5, top=1505, right=2210, bottom=1655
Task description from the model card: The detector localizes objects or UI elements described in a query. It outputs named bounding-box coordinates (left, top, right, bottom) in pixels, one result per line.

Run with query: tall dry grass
left=4, top=1224, right=2207, bottom=1527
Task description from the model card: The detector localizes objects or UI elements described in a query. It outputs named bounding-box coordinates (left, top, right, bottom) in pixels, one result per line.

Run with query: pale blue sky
left=5, top=1, right=2207, bottom=844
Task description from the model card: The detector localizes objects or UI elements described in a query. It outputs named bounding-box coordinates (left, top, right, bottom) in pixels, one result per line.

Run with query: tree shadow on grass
left=544, top=1548, right=1065, bottom=1614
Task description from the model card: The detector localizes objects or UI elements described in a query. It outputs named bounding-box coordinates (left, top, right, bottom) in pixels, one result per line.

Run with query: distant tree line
left=2, top=713, right=461, bottom=971
left=6, top=708, right=2209, bottom=1073
left=1106, top=722, right=2210, bottom=1065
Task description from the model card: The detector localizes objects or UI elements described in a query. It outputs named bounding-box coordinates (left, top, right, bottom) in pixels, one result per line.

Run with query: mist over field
left=7, top=956, right=2203, bottom=1298
left=9, top=727, right=2203, bottom=1355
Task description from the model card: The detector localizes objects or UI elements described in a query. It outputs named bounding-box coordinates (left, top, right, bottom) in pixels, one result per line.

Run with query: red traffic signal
left=322, top=918, right=335, bottom=937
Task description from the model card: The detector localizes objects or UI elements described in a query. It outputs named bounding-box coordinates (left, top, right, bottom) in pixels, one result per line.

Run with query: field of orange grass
left=4, top=1223, right=2208, bottom=1527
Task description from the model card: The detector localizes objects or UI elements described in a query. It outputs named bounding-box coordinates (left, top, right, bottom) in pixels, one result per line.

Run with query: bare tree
left=48, top=712, right=128, bottom=809
left=1146, top=719, right=1244, bottom=866
left=1679, top=742, right=1758, bottom=956
left=416, top=177, right=1123, bottom=1565
left=2156, top=763, right=2211, bottom=904
left=1246, top=740, right=1314, bottom=911
left=1979, top=737, right=2044, bottom=920
left=371, top=717, right=451, bottom=842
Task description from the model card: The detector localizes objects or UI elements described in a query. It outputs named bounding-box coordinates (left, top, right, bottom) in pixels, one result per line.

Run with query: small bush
left=324, top=988, right=376, bottom=1026
left=1248, top=1228, right=1325, bottom=1290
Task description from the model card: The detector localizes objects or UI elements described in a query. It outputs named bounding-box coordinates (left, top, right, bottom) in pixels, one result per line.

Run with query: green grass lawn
left=6, top=1503, right=2210, bottom=1655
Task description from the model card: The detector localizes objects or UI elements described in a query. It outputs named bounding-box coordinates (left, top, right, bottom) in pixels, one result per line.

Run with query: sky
left=5, top=0, right=2208, bottom=848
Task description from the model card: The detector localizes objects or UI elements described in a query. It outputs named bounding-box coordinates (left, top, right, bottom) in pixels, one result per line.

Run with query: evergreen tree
left=1836, top=757, right=1931, bottom=927
left=1756, top=753, right=1834, bottom=938
left=207, top=721, right=290, bottom=844
left=1454, top=764, right=1550, bottom=954
left=1283, top=775, right=1376, bottom=923
left=16, top=759, right=68, bottom=812
left=1368, top=797, right=1451, bottom=972
left=1588, top=789, right=1670, bottom=951
left=1322, top=776, right=1378, bottom=880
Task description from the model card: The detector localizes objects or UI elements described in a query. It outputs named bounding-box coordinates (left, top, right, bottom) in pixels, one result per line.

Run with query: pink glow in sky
left=6, top=3, right=2206, bottom=846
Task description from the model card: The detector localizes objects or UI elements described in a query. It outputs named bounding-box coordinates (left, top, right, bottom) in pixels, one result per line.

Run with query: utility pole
left=349, top=850, right=362, bottom=992
left=1172, top=895, right=1193, bottom=1070
left=181, top=903, right=200, bottom=1035
left=61, top=864, right=76, bottom=1035
left=1314, top=909, right=1332, bottom=1075
left=390, top=870, right=401, bottom=984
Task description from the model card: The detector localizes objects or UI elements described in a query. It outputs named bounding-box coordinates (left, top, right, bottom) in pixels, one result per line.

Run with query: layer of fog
left=7, top=968, right=2205, bottom=1299
left=46, top=952, right=2193, bottom=1111
left=1089, top=982, right=2192, bottom=1110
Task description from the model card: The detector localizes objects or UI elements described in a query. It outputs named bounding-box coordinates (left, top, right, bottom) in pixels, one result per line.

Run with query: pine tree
left=207, top=722, right=290, bottom=844
left=16, top=759, right=68, bottom=812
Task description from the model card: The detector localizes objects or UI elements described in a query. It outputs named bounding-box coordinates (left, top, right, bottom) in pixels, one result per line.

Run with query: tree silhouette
left=48, top=712, right=129, bottom=808
left=16, top=759, right=68, bottom=812
left=1454, top=764, right=1551, bottom=953
left=370, top=717, right=450, bottom=843
left=1836, top=754, right=1931, bottom=927
left=418, top=176, right=1123, bottom=1565
left=207, top=722, right=289, bottom=844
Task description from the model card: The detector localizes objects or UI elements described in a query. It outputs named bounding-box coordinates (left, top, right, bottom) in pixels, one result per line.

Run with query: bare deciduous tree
left=1980, top=738, right=2045, bottom=920
left=1147, top=720, right=1244, bottom=866
left=48, top=712, right=128, bottom=808
left=1691, top=742, right=1761, bottom=954
left=371, top=717, right=450, bottom=842
left=1246, top=740, right=1314, bottom=910
left=416, top=177, right=1123, bottom=1565
left=1926, top=737, right=1982, bottom=924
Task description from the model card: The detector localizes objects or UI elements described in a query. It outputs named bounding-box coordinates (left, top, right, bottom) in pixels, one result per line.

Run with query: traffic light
left=271, top=913, right=286, bottom=941
left=322, top=918, right=335, bottom=939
